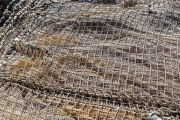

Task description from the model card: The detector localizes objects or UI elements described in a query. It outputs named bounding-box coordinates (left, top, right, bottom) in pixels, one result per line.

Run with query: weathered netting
left=0, top=0, right=180, bottom=119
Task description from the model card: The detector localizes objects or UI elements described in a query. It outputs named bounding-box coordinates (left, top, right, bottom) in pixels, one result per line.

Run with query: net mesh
left=0, top=0, right=180, bottom=119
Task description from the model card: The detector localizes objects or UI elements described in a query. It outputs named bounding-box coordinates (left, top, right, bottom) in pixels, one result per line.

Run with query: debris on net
left=0, top=0, right=180, bottom=119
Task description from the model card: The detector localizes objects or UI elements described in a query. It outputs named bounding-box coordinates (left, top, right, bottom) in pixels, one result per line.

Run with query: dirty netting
left=0, top=0, right=180, bottom=119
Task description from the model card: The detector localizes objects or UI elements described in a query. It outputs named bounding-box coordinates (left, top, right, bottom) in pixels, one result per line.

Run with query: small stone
left=28, top=42, right=36, bottom=48
left=14, top=38, right=20, bottom=41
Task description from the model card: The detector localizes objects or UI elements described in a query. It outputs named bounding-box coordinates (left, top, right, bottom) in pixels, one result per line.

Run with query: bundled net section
left=0, top=0, right=180, bottom=119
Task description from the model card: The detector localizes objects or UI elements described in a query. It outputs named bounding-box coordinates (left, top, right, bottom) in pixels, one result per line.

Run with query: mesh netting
left=0, top=0, right=180, bottom=119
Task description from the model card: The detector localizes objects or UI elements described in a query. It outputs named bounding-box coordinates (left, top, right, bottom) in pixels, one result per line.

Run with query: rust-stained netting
left=0, top=0, right=180, bottom=119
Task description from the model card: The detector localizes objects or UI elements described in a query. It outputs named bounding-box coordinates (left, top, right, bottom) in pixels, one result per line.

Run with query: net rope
left=0, top=0, right=179, bottom=119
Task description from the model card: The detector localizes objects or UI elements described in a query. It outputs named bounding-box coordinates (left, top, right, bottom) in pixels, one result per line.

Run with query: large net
left=0, top=0, right=180, bottom=119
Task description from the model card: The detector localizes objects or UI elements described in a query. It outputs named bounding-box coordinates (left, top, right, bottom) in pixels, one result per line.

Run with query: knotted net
left=0, top=0, right=179, bottom=119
